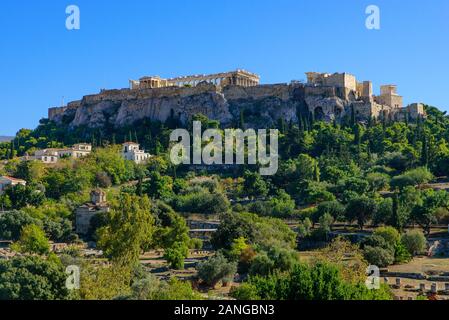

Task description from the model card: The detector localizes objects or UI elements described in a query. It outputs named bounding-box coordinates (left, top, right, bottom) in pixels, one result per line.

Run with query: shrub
left=13, top=224, right=50, bottom=255
left=130, top=274, right=202, bottom=300
left=394, top=242, right=412, bottom=264
left=164, top=242, right=189, bottom=269
left=232, top=262, right=393, bottom=300
left=360, top=235, right=391, bottom=251
left=314, top=201, right=345, bottom=223
left=230, top=283, right=260, bottom=300
left=373, top=226, right=400, bottom=247
left=249, top=253, right=275, bottom=277
left=0, top=210, right=39, bottom=241
left=363, top=246, right=395, bottom=267
left=401, top=230, right=427, bottom=256
left=188, top=238, right=203, bottom=250
left=197, top=253, right=237, bottom=287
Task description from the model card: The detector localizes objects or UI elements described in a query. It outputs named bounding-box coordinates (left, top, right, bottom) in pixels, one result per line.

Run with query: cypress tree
left=421, top=134, right=429, bottom=167
left=391, top=192, right=400, bottom=230
left=350, top=105, right=356, bottom=128
left=239, top=110, right=245, bottom=129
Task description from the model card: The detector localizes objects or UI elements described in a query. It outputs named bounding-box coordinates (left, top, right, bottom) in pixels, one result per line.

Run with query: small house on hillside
left=0, top=176, right=27, bottom=194
left=121, top=142, right=151, bottom=164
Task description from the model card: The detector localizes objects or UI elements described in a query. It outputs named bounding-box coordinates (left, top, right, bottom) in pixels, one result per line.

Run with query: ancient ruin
left=304, top=72, right=425, bottom=122
left=129, top=69, right=260, bottom=90
left=48, top=70, right=426, bottom=129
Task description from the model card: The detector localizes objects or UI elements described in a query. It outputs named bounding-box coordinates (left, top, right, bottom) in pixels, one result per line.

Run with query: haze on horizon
left=1, top=0, right=448, bottom=135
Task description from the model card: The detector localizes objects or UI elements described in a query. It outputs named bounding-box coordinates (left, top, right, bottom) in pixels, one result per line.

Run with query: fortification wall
left=47, top=80, right=424, bottom=129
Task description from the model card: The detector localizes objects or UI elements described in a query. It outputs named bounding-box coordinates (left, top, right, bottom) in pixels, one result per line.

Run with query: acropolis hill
left=48, top=70, right=426, bottom=129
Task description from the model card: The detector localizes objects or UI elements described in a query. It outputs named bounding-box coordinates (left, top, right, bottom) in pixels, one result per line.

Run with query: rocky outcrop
left=49, top=82, right=358, bottom=130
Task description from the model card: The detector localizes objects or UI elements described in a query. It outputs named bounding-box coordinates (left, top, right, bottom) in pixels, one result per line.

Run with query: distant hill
left=0, top=136, right=13, bottom=143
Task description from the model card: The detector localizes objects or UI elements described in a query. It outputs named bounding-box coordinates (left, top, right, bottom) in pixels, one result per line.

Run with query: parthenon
left=129, top=69, right=260, bottom=90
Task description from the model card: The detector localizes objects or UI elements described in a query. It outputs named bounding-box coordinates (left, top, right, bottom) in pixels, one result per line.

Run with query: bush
left=232, top=262, right=393, bottom=300
left=373, top=226, right=401, bottom=247
left=197, top=252, right=237, bottom=287
left=360, top=235, right=391, bottom=251
left=297, top=218, right=312, bottom=238
left=314, top=201, right=345, bottom=223
left=0, top=210, right=39, bottom=241
left=164, top=242, right=189, bottom=269
left=249, top=253, right=275, bottom=277
left=230, top=283, right=260, bottom=300
left=130, top=274, right=202, bottom=300
left=172, top=189, right=230, bottom=214
left=363, top=246, right=395, bottom=267
left=366, top=172, right=390, bottom=192
left=188, top=238, right=203, bottom=250
left=390, top=167, right=433, bottom=190
left=401, top=230, right=427, bottom=256
left=394, top=242, right=412, bottom=264
left=13, top=224, right=50, bottom=255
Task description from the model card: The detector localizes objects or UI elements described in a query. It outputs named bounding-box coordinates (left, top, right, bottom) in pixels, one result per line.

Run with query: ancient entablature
left=129, top=69, right=260, bottom=90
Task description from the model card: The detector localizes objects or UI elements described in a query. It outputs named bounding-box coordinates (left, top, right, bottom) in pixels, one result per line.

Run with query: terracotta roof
left=0, top=176, right=26, bottom=183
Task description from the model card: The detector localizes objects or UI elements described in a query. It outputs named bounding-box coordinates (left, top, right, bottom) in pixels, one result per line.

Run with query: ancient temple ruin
left=48, top=69, right=426, bottom=129
left=129, top=69, right=260, bottom=90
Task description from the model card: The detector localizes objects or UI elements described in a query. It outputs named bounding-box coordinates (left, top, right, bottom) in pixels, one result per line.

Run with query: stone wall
left=47, top=81, right=425, bottom=130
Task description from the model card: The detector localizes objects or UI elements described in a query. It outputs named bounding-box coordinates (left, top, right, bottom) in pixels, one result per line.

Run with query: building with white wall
left=121, top=142, right=151, bottom=164
left=0, top=176, right=27, bottom=194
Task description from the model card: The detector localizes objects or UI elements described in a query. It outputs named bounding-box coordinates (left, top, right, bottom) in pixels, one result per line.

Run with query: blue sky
left=0, top=0, right=448, bottom=135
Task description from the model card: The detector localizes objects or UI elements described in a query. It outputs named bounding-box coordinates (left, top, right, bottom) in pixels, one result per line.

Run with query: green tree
left=243, top=171, right=268, bottom=199
left=97, top=194, right=154, bottom=265
left=0, top=210, right=39, bottom=241
left=373, top=226, right=401, bottom=247
left=345, top=196, right=377, bottom=230
left=412, top=189, right=449, bottom=235
left=0, top=256, right=70, bottom=300
left=164, top=242, right=189, bottom=269
left=13, top=224, right=50, bottom=255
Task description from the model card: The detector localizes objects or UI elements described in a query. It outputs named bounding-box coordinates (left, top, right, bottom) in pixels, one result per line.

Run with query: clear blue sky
left=1, top=0, right=448, bottom=135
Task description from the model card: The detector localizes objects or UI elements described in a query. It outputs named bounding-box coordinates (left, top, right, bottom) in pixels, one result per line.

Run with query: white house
left=58, top=144, right=92, bottom=159
left=32, top=144, right=92, bottom=163
left=0, top=176, right=27, bottom=194
left=33, top=149, right=60, bottom=164
left=121, top=142, right=151, bottom=164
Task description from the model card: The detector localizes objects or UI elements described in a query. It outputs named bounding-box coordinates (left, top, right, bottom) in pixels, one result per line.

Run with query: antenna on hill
left=61, top=96, right=65, bottom=107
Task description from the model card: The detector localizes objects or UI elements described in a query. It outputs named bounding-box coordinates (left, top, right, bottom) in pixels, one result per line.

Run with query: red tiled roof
left=1, top=176, right=26, bottom=183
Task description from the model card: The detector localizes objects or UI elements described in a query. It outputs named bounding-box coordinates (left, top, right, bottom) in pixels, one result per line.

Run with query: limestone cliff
left=48, top=82, right=357, bottom=130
